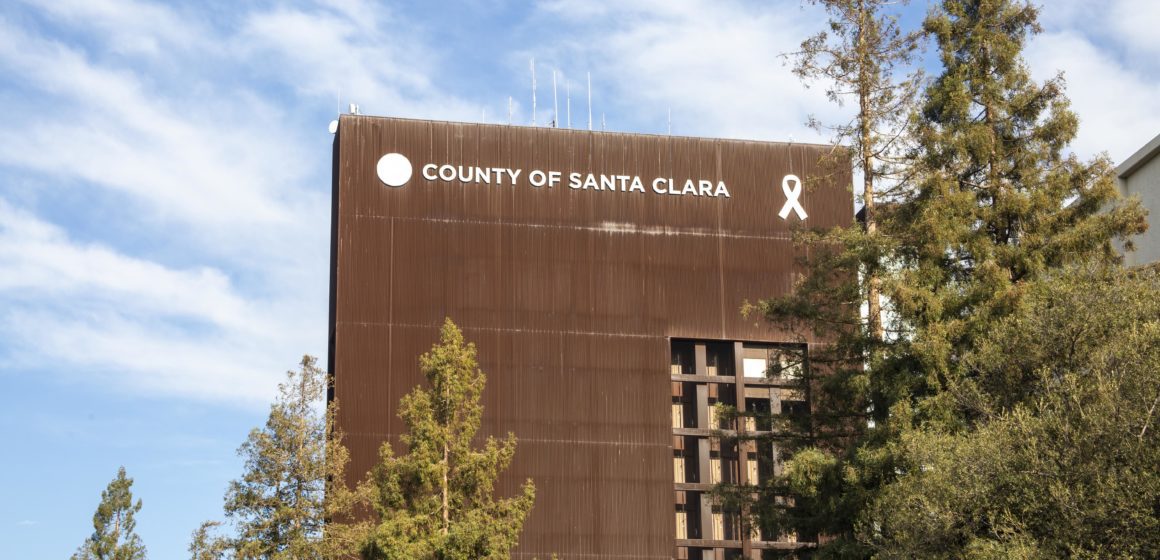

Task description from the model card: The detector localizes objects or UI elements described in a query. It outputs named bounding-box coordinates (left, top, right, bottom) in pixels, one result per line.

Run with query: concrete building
left=1117, top=132, right=1160, bottom=265
left=328, top=115, right=853, bottom=559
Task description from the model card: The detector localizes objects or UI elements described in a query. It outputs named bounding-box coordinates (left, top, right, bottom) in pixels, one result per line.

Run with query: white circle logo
left=376, top=153, right=412, bottom=187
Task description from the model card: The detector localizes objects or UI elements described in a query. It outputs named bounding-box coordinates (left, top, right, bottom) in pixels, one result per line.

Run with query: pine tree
left=752, top=0, right=1147, bottom=556
left=361, top=318, right=535, bottom=560
left=72, top=467, right=147, bottom=560
left=193, top=355, right=368, bottom=560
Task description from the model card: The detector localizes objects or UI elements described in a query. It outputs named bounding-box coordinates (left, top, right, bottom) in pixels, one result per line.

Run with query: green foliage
left=72, top=466, right=147, bottom=560
left=753, top=1, right=1149, bottom=557
left=741, top=0, right=928, bottom=549
left=188, top=522, right=226, bottom=560
left=794, top=0, right=922, bottom=188
left=192, top=355, right=367, bottom=560
left=223, top=355, right=329, bottom=559
left=362, top=318, right=535, bottom=560
left=863, top=266, right=1160, bottom=558
left=888, top=0, right=1145, bottom=430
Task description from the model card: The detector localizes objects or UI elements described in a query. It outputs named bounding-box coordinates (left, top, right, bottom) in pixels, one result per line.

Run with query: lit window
left=711, top=510, right=724, bottom=540
left=743, top=358, right=767, bottom=378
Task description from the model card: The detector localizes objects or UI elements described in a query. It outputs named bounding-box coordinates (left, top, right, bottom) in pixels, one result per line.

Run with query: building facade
left=1118, top=132, right=1160, bottom=266
left=328, top=115, right=853, bottom=559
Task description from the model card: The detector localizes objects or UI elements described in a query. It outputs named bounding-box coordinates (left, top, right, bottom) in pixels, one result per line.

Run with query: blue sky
left=1, top=1, right=1158, bottom=558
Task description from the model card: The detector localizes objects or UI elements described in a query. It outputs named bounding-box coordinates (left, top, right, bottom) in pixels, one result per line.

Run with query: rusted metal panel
left=330, top=115, right=852, bottom=559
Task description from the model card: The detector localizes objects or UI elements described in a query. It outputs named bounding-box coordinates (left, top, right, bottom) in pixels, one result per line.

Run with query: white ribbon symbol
left=778, top=174, right=808, bottom=220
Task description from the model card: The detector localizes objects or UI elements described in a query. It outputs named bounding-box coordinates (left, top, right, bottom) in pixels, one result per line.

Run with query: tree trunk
left=858, top=0, right=885, bottom=345
left=442, top=443, right=449, bottom=535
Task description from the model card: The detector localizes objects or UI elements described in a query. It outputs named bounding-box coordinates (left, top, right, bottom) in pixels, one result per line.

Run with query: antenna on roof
left=349, top=103, right=359, bottom=115
left=531, top=58, right=537, bottom=126
left=587, top=72, right=592, bottom=131
left=566, top=81, right=572, bottom=129
left=552, top=70, right=558, bottom=128
left=601, top=112, right=606, bottom=132
left=508, top=96, right=513, bottom=125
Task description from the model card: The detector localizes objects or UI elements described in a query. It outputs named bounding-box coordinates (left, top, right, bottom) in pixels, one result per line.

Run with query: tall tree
left=793, top=0, right=923, bottom=343
left=753, top=0, right=1147, bottom=556
left=362, top=318, right=535, bottom=560
left=892, top=0, right=1145, bottom=426
left=729, top=0, right=924, bottom=547
left=72, top=467, right=147, bottom=560
left=193, top=355, right=368, bottom=560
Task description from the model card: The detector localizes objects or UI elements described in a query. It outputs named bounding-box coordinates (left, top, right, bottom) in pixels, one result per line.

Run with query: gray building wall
left=1117, top=133, right=1160, bottom=266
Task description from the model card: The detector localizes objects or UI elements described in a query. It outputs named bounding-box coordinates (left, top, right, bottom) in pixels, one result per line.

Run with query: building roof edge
left=1117, top=131, right=1160, bottom=179
left=336, top=112, right=843, bottom=149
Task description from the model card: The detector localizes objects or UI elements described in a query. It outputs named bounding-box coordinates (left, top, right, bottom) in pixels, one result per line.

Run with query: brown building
left=328, top=114, right=853, bottom=559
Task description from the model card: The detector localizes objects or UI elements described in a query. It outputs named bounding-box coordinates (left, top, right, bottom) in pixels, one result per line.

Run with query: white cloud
left=0, top=200, right=257, bottom=333
left=1020, top=0, right=1160, bottom=162
left=525, top=2, right=1160, bottom=176
left=0, top=198, right=294, bottom=404
left=1107, top=0, right=1160, bottom=61
left=1026, top=30, right=1160, bottom=163
left=1034, top=0, right=1160, bottom=62
left=0, top=18, right=309, bottom=237
left=237, top=2, right=481, bottom=121
left=0, top=0, right=481, bottom=407
left=15, top=0, right=207, bottom=56
left=537, top=0, right=842, bottom=141
left=3, top=308, right=282, bottom=405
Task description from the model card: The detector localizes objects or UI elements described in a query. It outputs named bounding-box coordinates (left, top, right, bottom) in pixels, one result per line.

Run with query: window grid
left=671, top=339, right=811, bottom=559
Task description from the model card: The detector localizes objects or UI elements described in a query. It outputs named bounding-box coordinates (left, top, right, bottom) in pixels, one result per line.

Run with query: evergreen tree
left=72, top=467, right=147, bottom=560
left=752, top=0, right=1147, bottom=556
left=193, top=355, right=368, bottom=560
left=362, top=318, right=535, bottom=560
left=890, top=0, right=1145, bottom=427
